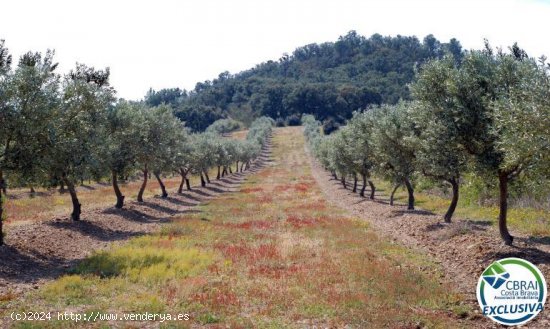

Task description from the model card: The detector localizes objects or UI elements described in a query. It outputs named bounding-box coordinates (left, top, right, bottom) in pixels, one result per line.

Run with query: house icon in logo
left=482, top=261, right=510, bottom=289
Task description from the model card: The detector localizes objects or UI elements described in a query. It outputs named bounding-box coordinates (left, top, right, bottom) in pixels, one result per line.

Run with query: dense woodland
left=304, top=42, right=550, bottom=245
left=145, top=31, right=463, bottom=131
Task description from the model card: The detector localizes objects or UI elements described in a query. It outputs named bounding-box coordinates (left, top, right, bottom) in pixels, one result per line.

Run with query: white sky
left=1, top=0, right=549, bottom=100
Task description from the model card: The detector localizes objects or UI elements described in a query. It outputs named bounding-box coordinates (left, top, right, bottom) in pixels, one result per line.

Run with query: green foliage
left=173, top=104, right=225, bottom=132
left=45, top=63, right=115, bottom=183
left=489, top=52, right=550, bottom=178
left=148, top=32, right=463, bottom=130
left=410, top=58, right=467, bottom=183
left=0, top=39, right=12, bottom=75
left=246, top=116, right=274, bottom=148
left=144, top=87, right=185, bottom=108
left=368, top=102, right=416, bottom=183
left=106, top=101, right=146, bottom=175
left=205, top=118, right=242, bottom=134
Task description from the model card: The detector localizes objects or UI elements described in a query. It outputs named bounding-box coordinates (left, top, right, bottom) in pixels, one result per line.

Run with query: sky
left=1, top=0, right=549, bottom=100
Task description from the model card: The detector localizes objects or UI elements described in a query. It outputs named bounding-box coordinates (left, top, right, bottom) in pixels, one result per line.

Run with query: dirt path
left=0, top=141, right=272, bottom=299
left=308, top=147, right=550, bottom=328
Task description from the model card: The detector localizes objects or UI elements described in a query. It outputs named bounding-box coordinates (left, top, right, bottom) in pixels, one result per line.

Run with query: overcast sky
left=1, top=0, right=549, bottom=100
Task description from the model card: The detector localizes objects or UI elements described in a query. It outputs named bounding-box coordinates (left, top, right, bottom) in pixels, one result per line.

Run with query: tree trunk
left=200, top=173, right=206, bottom=187
left=368, top=180, right=376, bottom=200
left=185, top=178, right=191, bottom=190
left=112, top=170, right=125, bottom=209
left=222, top=167, right=227, bottom=177
left=352, top=174, right=358, bottom=193
left=341, top=176, right=346, bottom=189
left=360, top=174, right=367, bottom=197
left=216, top=166, right=221, bottom=180
left=332, top=171, right=338, bottom=180
left=204, top=171, right=211, bottom=183
left=390, top=184, right=400, bottom=206
left=137, top=166, right=148, bottom=202
left=235, top=161, right=238, bottom=173
left=498, top=171, right=513, bottom=245
left=30, top=186, right=36, bottom=194
left=240, top=162, right=245, bottom=172
left=404, top=178, right=415, bottom=210
left=154, top=172, right=168, bottom=198
left=443, top=178, right=459, bottom=223
left=0, top=170, right=5, bottom=246
left=64, top=177, right=81, bottom=221
left=59, top=180, right=65, bottom=193
left=178, top=169, right=186, bottom=194
left=229, top=165, right=233, bottom=174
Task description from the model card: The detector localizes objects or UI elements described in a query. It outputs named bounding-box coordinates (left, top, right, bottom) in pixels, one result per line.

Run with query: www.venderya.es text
left=10, top=311, right=190, bottom=323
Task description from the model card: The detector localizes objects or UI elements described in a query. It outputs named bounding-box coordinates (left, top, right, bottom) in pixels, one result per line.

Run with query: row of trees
left=0, top=40, right=273, bottom=246
left=304, top=43, right=550, bottom=245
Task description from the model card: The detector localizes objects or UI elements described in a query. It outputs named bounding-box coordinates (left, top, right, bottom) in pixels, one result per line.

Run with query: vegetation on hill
left=145, top=31, right=463, bottom=131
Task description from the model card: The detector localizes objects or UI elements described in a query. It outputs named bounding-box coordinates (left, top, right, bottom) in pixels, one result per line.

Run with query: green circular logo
left=477, top=258, right=547, bottom=326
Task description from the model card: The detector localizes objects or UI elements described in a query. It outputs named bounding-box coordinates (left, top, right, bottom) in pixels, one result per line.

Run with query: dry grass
left=3, top=127, right=469, bottom=328
left=229, top=129, right=248, bottom=140
left=3, top=170, right=219, bottom=225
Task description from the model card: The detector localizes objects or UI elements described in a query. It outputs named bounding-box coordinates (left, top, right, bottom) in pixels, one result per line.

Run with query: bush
left=286, top=114, right=302, bottom=126
left=205, top=118, right=243, bottom=134
left=275, top=117, right=286, bottom=127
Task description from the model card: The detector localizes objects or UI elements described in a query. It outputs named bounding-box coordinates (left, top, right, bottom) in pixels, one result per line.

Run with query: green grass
left=374, top=179, right=550, bottom=236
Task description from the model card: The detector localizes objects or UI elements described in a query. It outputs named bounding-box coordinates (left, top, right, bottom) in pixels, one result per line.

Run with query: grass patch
left=374, top=179, right=550, bottom=236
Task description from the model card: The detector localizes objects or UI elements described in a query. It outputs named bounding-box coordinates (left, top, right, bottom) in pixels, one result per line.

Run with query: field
left=0, top=127, right=488, bottom=328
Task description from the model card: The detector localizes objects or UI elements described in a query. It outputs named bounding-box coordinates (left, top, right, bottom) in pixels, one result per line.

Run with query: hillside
left=145, top=31, right=463, bottom=131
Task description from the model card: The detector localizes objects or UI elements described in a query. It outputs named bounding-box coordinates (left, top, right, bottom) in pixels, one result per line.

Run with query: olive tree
left=347, top=111, right=377, bottom=198
left=45, top=64, right=114, bottom=221
left=135, top=105, right=186, bottom=201
left=370, top=103, right=417, bottom=210
left=0, top=39, right=13, bottom=245
left=487, top=50, right=550, bottom=245
left=105, top=101, right=145, bottom=208
left=188, top=133, right=218, bottom=187
left=414, top=44, right=550, bottom=244
left=410, top=57, right=469, bottom=222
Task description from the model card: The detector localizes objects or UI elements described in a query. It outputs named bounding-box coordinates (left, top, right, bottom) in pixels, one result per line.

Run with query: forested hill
left=145, top=31, right=464, bottom=131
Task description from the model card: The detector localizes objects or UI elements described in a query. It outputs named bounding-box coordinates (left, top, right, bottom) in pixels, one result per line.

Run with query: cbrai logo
left=477, top=258, right=547, bottom=326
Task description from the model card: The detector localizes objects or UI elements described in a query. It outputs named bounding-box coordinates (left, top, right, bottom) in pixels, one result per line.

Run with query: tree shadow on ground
left=0, top=245, right=75, bottom=284
left=137, top=201, right=178, bottom=214
left=486, top=247, right=550, bottom=266
left=46, top=220, right=145, bottom=242
left=189, top=189, right=215, bottom=198
left=163, top=197, right=198, bottom=207
left=102, top=207, right=164, bottom=222
left=177, top=192, right=203, bottom=202
left=204, top=185, right=231, bottom=194
left=523, top=236, right=550, bottom=246
left=388, top=209, right=436, bottom=217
